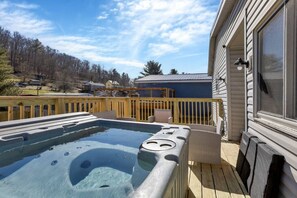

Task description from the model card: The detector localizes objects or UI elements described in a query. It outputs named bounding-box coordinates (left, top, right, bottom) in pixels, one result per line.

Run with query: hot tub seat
left=69, top=148, right=137, bottom=187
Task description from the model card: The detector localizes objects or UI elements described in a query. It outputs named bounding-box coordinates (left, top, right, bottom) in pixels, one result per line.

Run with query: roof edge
left=209, top=0, right=225, bottom=36
left=135, top=79, right=212, bottom=84
left=208, top=0, right=238, bottom=76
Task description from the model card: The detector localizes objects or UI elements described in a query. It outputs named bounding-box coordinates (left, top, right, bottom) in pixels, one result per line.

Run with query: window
left=256, top=0, right=297, bottom=123
left=258, top=8, right=284, bottom=115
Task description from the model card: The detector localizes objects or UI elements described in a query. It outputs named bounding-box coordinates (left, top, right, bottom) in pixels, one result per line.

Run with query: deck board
left=188, top=141, right=249, bottom=198
left=202, top=163, right=216, bottom=197
left=188, top=162, right=202, bottom=198
left=212, top=165, right=231, bottom=198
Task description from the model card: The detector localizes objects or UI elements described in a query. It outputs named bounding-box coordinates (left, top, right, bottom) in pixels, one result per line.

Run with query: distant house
left=28, top=79, right=41, bottom=86
left=135, top=73, right=212, bottom=98
left=82, top=81, right=105, bottom=93
left=105, top=80, right=120, bottom=88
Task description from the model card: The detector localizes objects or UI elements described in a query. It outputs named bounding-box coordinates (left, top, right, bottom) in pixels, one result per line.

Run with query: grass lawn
left=20, top=88, right=56, bottom=95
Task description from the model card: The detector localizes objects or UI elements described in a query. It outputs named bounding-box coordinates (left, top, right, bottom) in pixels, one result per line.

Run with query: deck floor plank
left=221, top=165, right=245, bottom=198
left=212, top=164, right=231, bottom=198
left=231, top=167, right=251, bottom=198
left=188, top=142, right=248, bottom=198
left=201, top=163, right=216, bottom=198
left=188, top=162, right=202, bottom=198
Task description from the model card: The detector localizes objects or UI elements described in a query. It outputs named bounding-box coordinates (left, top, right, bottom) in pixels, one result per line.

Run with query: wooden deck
left=188, top=141, right=250, bottom=198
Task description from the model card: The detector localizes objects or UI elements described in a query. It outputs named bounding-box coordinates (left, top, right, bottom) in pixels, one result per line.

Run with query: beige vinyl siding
left=245, top=0, right=297, bottom=197
left=212, top=0, right=245, bottom=138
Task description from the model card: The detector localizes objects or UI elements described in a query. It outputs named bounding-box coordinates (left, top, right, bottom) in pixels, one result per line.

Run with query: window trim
left=254, top=114, right=297, bottom=138
left=293, top=0, right=297, bottom=120
left=285, top=0, right=296, bottom=119
left=255, top=4, right=285, bottom=117
left=253, top=0, right=297, bottom=133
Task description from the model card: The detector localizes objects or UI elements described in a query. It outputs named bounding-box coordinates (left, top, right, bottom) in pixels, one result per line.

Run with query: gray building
left=82, top=82, right=105, bottom=93
left=209, top=0, right=297, bottom=196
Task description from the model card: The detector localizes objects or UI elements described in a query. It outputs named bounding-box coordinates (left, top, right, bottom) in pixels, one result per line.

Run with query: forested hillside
left=0, top=26, right=131, bottom=89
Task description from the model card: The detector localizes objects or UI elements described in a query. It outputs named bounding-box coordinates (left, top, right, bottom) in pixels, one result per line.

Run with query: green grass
left=21, top=89, right=56, bottom=95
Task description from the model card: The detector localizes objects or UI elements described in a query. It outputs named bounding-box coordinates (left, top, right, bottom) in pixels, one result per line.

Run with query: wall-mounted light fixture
left=234, top=58, right=250, bottom=71
left=216, top=77, right=225, bottom=83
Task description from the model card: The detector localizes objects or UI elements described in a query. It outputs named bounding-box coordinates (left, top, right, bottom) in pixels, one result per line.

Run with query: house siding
left=211, top=0, right=297, bottom=196
left=245, top=0, right=297, bottom=197
left=212, top=0, right=245, bottom=139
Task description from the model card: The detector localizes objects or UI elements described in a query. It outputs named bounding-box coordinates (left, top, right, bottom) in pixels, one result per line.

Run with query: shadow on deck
left=188, top=141, right=250, bottom=198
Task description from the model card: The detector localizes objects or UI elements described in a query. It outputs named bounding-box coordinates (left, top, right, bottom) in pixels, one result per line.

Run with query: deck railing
left=0, top=97, right=223, bottom=126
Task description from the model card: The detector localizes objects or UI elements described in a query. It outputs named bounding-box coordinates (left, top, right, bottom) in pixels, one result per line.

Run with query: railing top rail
left=0, top=96, right=223, bottom=126
left=0, top=96, right=126, bottom=99
left=134, top=97, right=222, bottom=102
left=0, top=96, right=222, bottom=101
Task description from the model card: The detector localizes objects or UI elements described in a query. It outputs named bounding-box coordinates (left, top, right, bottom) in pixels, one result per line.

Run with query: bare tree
left=0, top=26, right=131, bottom=88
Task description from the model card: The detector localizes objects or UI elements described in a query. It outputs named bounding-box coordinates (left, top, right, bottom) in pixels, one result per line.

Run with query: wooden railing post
left=124, top=98, right=130, bottom=118
left=68, top=102, right=72, bottom=113
left=7, top=106, right=13, bottom=121
left=98, top=98, right=104, bottom=112
left=74, top=102, right=77, bottom=112
left=55, top=98, right=65, bottom=114
left=55, top=99, right=59, bottom=114
left=30, top=105, right=35, bottom=118
left=103, top=98, right=108, bottom=111
left=84, top=100, right=87, bottom=112
left=18, top=102, right=24, bottom=119
left=173, top=99, right=179, bottom=123
left=47, top=104, right=51, bottom=116
left=136, top=98, right=140, bottom=121
left=39, top=104, right=44, bottom=117
left=114, top=100, right=119, bottom=117
left=79, top=101, right=82, bottom=112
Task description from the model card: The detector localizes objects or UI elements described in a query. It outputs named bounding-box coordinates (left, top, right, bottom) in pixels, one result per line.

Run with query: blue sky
left=0, top=0, right=220, bottom=78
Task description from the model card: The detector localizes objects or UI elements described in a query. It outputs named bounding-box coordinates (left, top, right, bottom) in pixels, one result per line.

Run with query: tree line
left=0, top=26, right=131, bottom=91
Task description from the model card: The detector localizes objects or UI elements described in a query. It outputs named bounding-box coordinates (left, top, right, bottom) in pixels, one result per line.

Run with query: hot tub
left=0, top=112, right=190, bottom=198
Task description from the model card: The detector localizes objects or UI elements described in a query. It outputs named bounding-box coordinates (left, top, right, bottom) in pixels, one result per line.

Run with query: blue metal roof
left=135, top=73, right=212, bottom=83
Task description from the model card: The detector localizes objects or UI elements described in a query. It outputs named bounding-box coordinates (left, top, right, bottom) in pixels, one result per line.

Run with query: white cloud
left=0, top=0, right=218, bottom=75
left=0, top=1, right=52, bottom=35
left=82, top=52, right=144, bottom=68
left=97, top=12, right=109, bottom=20
left=160, top=24, right=171, bottom=32
left=116, top=2, right=125, bottom=11
left=148, top=43, right=178, bottom=57
left=14, top=3, right=39, bottom=9
left=39, top=36, right=143, bottom=68
left=40, top=36, right=98, bottom=54
left=173, top=52, right=205, bottom=59
left=110, top=8, right=118, bottom=13
left=0, top=1, right=9, bottom=9
left=111, top=0, right=216, bottom=57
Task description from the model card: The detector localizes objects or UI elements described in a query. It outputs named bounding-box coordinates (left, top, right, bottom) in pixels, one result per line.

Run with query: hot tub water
left=0, top=128, right=153, bottom=198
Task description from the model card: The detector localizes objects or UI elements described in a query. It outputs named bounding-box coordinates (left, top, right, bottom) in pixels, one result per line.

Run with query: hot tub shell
left=0, top=112, right=190, bottom=198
